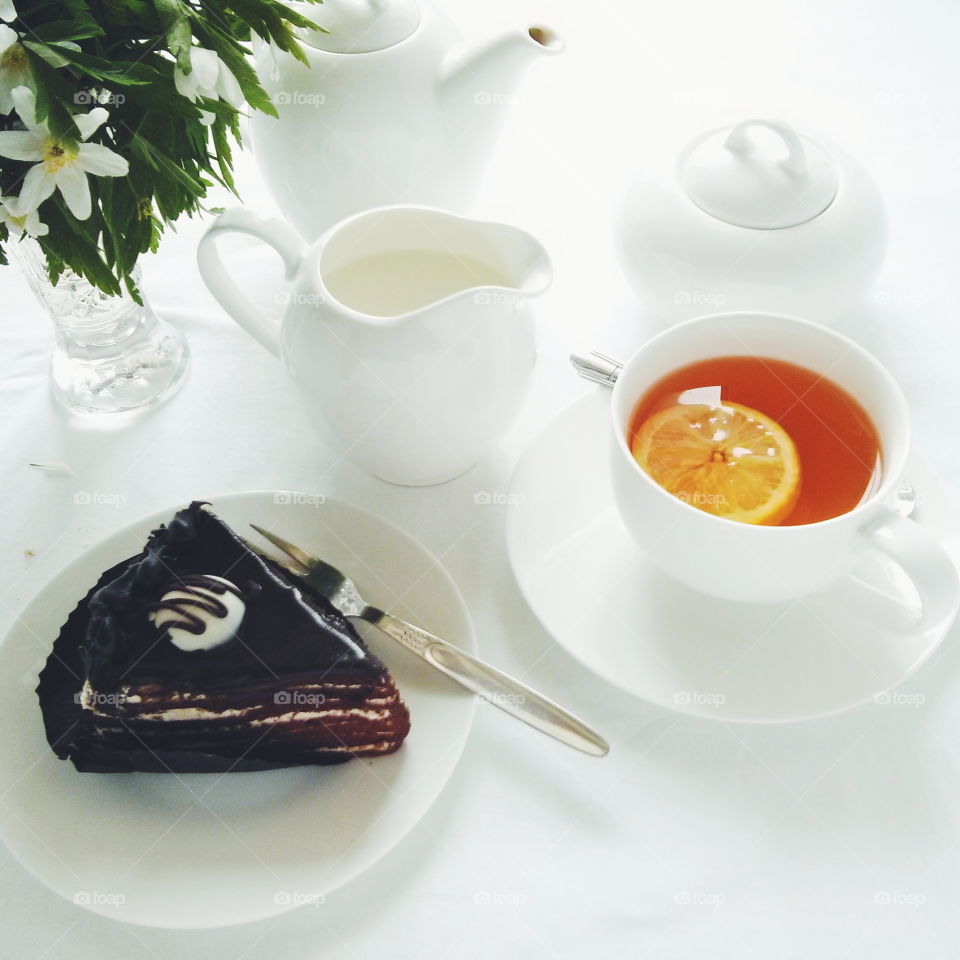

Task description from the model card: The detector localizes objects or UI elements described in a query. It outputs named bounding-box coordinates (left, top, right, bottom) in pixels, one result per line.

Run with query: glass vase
left=9, top=238, right=190, bottom=415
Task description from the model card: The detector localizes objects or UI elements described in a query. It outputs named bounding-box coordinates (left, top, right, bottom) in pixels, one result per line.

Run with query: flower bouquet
left=0, top=0, right=320, bottom=413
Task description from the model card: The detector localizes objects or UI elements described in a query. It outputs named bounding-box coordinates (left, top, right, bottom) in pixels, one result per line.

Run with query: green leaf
left=25, top=41, right=80, bottom=69
left=23, top=41, right=154, bottom=86
left=152, top=0, right=193, bottom=73
left=26, top=54, right=81, bottom=142
left=131, top=134, right=206, bottom=196
left=29, top=21, right=105, bottom=43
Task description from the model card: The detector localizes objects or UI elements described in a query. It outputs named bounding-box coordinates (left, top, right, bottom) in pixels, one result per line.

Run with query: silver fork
left=248, top=524, right=609, bottom=757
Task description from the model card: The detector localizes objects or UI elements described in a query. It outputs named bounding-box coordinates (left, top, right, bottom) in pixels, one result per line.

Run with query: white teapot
left=250, top=0, right=564, bottom=238
left=197, top=205, right=552, bottom=485
left=615, top=119, right=888, bottom=324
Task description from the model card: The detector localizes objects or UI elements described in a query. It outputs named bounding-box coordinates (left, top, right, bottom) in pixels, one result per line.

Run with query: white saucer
left=0, top=493, right=475, bottom=929
left=506, top=390, right=960, bottom=723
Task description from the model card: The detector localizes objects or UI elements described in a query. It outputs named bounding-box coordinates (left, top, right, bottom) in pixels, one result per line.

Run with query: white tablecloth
left=2, top=0, right=959, bottom=955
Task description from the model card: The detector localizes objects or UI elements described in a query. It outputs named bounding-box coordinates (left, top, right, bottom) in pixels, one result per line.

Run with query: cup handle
left=197, top=208, right=305, bottom=358
left=864, top=509, right=960, bottom=634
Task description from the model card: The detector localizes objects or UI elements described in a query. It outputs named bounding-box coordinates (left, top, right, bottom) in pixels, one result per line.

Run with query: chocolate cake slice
left=37, top=502, right=411, bottom=772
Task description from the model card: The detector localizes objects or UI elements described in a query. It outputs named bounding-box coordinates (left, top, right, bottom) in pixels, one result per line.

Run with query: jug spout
left=439, top=25, right=564, bottom=142
left=480, top=221, right=553, bottom=299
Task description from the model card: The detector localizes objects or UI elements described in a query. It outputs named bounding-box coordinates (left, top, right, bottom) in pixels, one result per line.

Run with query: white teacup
left=610, top=312, right=960, bottom=625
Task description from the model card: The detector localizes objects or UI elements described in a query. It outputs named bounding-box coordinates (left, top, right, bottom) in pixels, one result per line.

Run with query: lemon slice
left=630, top=402, right=801, bottom=525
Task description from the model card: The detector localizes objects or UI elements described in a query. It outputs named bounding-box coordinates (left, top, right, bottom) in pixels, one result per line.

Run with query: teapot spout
left=439, top=25, right=564, bottom=142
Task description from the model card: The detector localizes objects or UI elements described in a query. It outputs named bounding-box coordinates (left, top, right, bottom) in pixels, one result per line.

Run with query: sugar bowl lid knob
left=679, top=119, right=839, bottom=230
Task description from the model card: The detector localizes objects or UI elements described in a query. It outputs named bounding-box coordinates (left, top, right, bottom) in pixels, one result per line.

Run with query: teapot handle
left=197, top=208, right=305, bottom=358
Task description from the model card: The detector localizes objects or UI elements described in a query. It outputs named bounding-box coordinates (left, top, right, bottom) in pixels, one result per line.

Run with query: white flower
left=0, top=86, right=129, bottom=220
left=0, top=1, right=16, bottom=23
left=0, top=24, right=31, bottom=114
left=174, top=47, right=244, bottom=125
left=0, top=195, right=47, bottom=237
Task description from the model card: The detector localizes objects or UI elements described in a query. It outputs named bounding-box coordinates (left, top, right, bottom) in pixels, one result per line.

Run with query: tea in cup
left=610, top=313, right=959, bottom=624
left=626, top=353, right=880, bottom=527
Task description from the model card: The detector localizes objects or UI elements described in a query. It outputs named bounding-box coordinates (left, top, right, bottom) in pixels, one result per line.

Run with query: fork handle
left=364, top=609, right=609, bottom=757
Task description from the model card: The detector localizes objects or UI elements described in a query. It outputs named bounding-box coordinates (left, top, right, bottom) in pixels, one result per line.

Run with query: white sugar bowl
left=616, top=118, right=888, bottom=324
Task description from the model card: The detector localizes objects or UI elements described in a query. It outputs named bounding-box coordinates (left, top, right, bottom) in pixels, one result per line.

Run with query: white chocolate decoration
left=149, top=575, right=245, bottom=652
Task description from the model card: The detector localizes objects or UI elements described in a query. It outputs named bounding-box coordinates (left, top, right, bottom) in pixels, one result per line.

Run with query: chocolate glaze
left=82, top=503, right=375, bottom=689
left=36, top=502, right=411, bottom=773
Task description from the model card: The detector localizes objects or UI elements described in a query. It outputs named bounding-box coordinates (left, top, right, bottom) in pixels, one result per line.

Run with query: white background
left=2, top=0, right=960, bottom=955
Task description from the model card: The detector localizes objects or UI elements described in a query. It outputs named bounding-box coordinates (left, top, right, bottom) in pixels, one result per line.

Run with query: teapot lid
left=298, top=0, right=420, bottom=54
left=678, top=119, right=839, bottom=229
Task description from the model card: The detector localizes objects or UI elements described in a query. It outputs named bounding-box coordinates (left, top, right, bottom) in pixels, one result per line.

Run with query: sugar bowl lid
left=679, top=119, right=839, bottom=230
left=298, top=0, right=420, bottom=54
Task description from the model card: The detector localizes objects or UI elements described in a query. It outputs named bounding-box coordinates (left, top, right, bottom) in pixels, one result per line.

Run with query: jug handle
left=197, top=208, right=305, bottom=358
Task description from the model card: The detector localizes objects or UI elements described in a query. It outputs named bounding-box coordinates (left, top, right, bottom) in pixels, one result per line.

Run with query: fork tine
left=249, top=523, right=319, bottom=572
left=237, top=535, right=309, bottom=576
